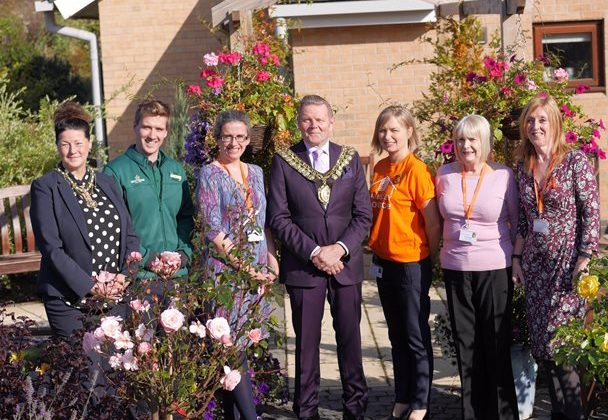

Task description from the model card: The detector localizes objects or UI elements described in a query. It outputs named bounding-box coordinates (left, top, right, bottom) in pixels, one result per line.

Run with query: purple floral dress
left=197, top=163, right=270, bottom=328
left=517, top=150, right=599, bottom=360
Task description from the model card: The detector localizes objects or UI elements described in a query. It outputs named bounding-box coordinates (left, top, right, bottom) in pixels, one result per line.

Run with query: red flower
left=261, top=53, right=280, bottom=66
left=565, top=131, right=578, bottom=144
left=483, top=56, right=496, bottom=70
left=200, top=68, right=216, bottom=78
left=252, top=42, right=270, bottom=57
left=490, top=68, right=503, bottom=78
left=219, top=52, right=242, bottom=65
left=206, top=76, right=224, bottom=88
left=256, top=71, right=271, bottom=82
left=514, top=73, right=526, bottom=85
left=560, top=104, right=575, bottom=118
left=575, top=84, right=590, bottom=94
left=500, top=86, right=513, bottom=96
left=186, top=84, right=202, bottom=95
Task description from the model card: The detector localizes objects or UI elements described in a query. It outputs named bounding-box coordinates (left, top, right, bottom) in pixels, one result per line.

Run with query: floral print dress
left=197, top=163, right=270, bottom=328
left=517, top=150, right=600, bottom=360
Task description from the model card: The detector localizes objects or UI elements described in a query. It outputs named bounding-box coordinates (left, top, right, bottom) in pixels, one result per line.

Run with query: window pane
left=542, top=32, right=593, bottom=79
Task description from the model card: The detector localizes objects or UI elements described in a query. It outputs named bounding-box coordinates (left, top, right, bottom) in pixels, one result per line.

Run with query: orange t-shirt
left=368, top=154, right=435, bottom=263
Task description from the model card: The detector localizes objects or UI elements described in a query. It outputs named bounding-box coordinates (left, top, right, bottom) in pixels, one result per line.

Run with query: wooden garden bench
left=0, top=185, right=41, bottom=275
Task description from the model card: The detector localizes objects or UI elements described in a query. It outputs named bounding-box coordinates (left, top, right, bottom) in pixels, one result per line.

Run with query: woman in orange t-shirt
left=368, top=105, right=441, bottom=420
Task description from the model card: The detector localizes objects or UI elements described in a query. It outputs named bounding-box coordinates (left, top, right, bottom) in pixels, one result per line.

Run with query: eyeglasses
left=219, top=135, right=249, bottom=143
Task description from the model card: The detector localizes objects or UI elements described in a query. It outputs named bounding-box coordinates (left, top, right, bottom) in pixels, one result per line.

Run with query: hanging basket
left=501, top=107, right=524, bottom=141
left=249, top=124, right=273, bottom=153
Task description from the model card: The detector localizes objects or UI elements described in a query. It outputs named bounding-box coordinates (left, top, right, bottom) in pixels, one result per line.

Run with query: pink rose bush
left=160, top=308, right=185, bottom=334
left=149, top=251, right=182, bottom=279
left=220, top=366, right=242, bottom=391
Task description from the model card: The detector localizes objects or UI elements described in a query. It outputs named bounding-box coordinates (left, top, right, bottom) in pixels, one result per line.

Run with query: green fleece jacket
left=103, top=146, right=194, bottom=277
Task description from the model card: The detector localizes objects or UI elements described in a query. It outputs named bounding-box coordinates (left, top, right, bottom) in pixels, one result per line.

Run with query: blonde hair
left=133, top=99, right=171, bottom=128
left=452, top=114, right=492, bottom=163
left=514, top=95, right=569, bottom=174
left=371, top=105, right=420, bottom=155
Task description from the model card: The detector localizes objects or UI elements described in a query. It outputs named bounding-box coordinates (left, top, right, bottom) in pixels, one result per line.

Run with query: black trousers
left=543, top=360, right=585, bottom=420
left=222, top=357, right=258, bottom=420
left=376, top=257, right=433, bottom=410
left=444, top=268, right=519, bottom=420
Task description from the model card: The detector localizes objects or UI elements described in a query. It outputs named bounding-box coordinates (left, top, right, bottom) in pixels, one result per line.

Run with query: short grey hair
left=213, top=110, right=251, bottom=139
left=452, top=114, right=493, bottom=163
left=297, top=94, right=333, bottom=120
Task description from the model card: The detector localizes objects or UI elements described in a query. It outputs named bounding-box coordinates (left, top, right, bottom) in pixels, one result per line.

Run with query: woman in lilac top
left=436, top=115, right=519, bottom=420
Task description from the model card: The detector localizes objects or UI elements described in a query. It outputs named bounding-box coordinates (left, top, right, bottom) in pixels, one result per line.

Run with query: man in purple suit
left=267, top=95, right=372, bottom=420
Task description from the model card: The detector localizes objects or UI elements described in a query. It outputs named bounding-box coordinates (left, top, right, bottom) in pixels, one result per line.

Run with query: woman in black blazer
left=31, top=103, right=139, bottom=337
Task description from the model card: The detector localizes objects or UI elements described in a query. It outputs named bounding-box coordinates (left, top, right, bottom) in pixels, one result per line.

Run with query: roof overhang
left=34, top=0, right=98, bottom=19
left=269, top=0, right=436, bottom=29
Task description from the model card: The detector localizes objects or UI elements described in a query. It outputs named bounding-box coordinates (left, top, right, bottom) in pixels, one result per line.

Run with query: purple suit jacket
left=267, top=141, right=372, bottom=287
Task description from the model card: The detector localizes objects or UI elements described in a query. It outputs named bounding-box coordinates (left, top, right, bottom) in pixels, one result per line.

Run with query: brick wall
left=290, top=23, right=436, bottom=156
left=99, top=0, right=223, bottom=156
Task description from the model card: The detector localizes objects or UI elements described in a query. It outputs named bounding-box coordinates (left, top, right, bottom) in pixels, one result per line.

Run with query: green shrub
left=0, top=76, right=58, bottom=188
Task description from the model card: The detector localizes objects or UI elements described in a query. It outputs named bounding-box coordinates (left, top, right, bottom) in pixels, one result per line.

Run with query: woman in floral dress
left=511, top=95, right=599, bottom=420
left=198, top=110, right=278, bottom=420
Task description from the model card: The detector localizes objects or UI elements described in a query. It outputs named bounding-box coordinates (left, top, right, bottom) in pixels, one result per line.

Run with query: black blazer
left=31, top=170, right=140, bottom=302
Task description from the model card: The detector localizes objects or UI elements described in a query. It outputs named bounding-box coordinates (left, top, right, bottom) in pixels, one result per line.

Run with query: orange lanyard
left=533, top=156, right=557, bottom=215
left=462, top=163, right=488, bottom=220
left=221, top=162, right=253, bottom=210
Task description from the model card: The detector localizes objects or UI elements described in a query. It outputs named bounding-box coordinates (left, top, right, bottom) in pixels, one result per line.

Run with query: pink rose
left=109, top=354, right=122, bottom=369
left=99, top=316, right=123, bottom=340
left=128, top=251, right=143, bottom=263
left=206, top=317, right=231, bottom=340
left=220, top=366, right=241, bottom=391
left=247, top=328, right=263, bottom=344
left=114, top=331, right=134, bottom=350
left=135, top=323, right=154, bottom=342
left=203, top=52, right=219, bottom=66
left=149, top=251, right=182, bottom=278
left=160, top=308, right=185, bottom=334
left=129, top=299, right=143, bottom=312
left=189, top=321, right=206, bottom=338
left=220, top=334, right=233, bottom=347
left=186, top=84, right=202, bottom=95
left=93, top=327, right=106, bottom=340
left=137, top=341, right=151, bottom=355
left=121, top=349, right=138, bottom=371
left=95, top=270, right=116, bottom=284
left=83, top=332, right=101, bottom=353
left=256, top=71, right=271, bottom=82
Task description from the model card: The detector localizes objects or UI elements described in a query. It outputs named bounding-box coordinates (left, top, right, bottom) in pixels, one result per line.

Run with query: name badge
left=247, top=231, right=264, bottom=243
left=533, top=218, right=550, bottom=234
left=369, top=262, right=383, bottom=279
left=459, top=225, right=477, bottom=244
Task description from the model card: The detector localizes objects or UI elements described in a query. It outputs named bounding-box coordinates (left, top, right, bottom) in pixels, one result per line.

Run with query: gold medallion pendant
left=317, top=183, right=331, bottom=205
left=278, top=145, right=356, bottom=206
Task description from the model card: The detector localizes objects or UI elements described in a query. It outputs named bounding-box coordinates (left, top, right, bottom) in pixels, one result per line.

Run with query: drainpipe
left=41, top=9, right=105, bottom=154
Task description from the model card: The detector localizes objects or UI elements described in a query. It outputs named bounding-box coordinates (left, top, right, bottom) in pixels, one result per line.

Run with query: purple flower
left=212, top=87, right=222, bottom=96
left=184, top=115, right=212, bottom=167
left=258, top=382, right=271, bottom=394
left=465, top=72, right=478, bottom=83
left=440, top=140, right=454, bottom=154
left=514, top=73, right=526, bottom=85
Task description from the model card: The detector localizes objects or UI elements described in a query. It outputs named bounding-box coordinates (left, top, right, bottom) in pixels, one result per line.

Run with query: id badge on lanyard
left=459, top=164, right=487, bottom=245
left=533, top=158, right=556, bottom=236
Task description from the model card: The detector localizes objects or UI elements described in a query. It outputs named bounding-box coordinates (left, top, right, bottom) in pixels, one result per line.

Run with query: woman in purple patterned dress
left=511, top=95, right=599, bottom=420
